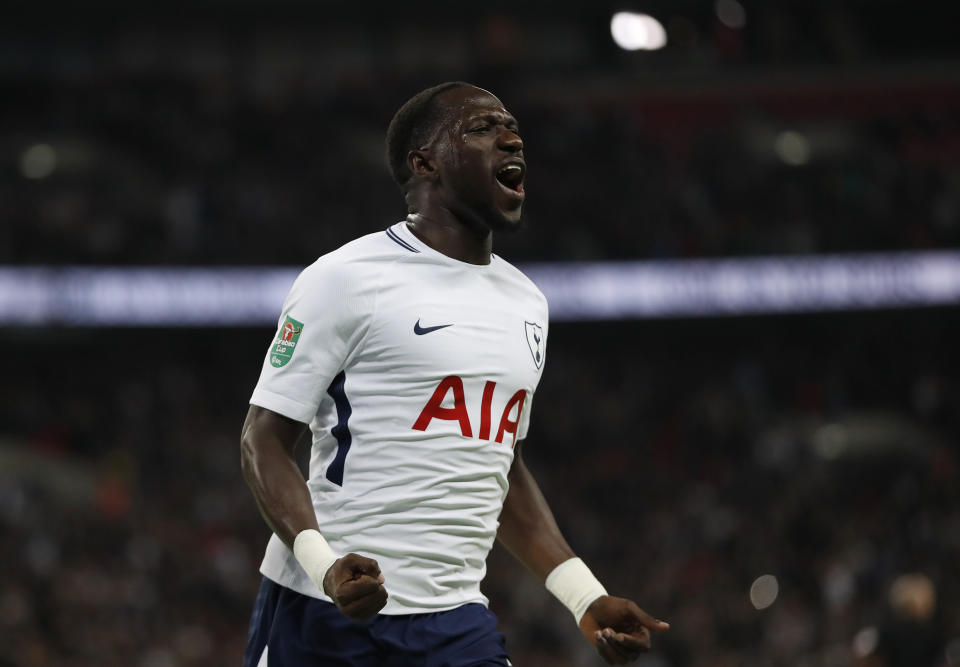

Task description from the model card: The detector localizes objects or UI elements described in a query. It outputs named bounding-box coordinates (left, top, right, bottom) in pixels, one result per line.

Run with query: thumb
left=350, top=556, right=383, bottom=579
left=629, top=602, right=670, bottom=631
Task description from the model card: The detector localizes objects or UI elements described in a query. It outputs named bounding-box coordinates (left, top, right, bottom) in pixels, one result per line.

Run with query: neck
left=404, top=211, right=493, bottom=265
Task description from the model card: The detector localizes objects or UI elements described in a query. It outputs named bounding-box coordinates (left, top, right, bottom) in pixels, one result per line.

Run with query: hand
left=322, top=553, right=388, bottom=622
left=578, top=595, right=669, bottom=665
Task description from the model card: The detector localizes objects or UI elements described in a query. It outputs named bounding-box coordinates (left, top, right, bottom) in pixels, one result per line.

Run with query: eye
left=469, top=125, right=490, bottom=133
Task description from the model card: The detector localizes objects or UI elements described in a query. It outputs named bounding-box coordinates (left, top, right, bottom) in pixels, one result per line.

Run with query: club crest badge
left=270, top=315, right=304, bottom=368
left=524, top=321, right=545, bottom=369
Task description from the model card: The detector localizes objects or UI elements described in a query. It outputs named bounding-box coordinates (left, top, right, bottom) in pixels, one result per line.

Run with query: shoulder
left=282, top=227, right=412, bottom=322
left=293, top=227, right=410, bottom=290
left=492, top=255, right=549, bottom=312
left=305, top=228, right=406, bottom=275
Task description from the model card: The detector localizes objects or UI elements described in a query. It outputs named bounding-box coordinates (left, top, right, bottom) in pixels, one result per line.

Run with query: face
left=429, top=86, right=526, bottom=232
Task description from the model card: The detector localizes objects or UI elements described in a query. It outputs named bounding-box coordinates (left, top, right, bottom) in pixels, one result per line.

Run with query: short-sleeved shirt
left=250, top=221, right=549, bottom=614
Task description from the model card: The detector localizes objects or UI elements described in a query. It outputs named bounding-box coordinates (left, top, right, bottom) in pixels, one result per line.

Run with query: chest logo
left=524, top=321, right=545, bottom=369
left=413, top=376, right=527, bottom=448
left=414, top=319, right=453, bottom=335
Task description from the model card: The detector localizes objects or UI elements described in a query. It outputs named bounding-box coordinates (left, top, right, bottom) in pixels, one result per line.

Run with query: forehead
left=436, top=86, right=514, bottom=127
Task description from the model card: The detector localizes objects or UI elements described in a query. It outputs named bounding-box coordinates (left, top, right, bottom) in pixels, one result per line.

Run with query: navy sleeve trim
left=324, top=371, right=353, bottom=486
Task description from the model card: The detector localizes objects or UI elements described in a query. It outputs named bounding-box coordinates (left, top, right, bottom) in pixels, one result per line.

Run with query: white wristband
left=545, top=557, right=608, bottom=623
left=293, top=529, right=340, bottom=592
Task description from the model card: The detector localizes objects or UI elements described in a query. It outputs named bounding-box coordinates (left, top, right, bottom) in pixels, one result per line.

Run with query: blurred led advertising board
left=1, top=252, right=959, bottom=326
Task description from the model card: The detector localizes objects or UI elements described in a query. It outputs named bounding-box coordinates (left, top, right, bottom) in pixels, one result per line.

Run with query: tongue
left=498, top=171, right=521, bottom=190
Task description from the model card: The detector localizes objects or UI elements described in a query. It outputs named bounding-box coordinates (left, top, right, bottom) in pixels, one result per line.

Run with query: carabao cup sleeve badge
left=270, top=315, right=304, bottom=368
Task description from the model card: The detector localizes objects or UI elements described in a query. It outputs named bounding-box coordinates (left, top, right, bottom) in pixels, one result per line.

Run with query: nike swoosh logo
left=414, top=319, right=453, bottom=335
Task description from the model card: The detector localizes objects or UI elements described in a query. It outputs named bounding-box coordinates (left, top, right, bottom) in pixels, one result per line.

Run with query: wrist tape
left=545, top=557, right=608, bottom=623
left=293, top=529, right=340, bottom=592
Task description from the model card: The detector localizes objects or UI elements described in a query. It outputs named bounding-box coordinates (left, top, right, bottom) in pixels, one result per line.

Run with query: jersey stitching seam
left=339, top=250, right=394, bottom=370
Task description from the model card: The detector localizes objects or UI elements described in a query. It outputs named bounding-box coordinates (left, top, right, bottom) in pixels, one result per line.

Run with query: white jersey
left=250, top=221, right=549, bottom=614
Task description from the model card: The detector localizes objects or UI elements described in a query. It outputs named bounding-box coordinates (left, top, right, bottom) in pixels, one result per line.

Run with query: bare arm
left=497, top=440, right=668, bottom=664
left=240, top=404, right=315, bottom=549
left=496, top=439, right=575, bottom=580
left=240, top=404, right=387, bottom=620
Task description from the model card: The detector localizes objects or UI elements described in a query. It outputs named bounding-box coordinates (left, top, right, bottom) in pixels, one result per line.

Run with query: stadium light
left=715, top=0, right=746, bottom=29
left=750, top=574, right=779, bottom=610
left=852, top=627, right=879, bottom=658
left=610, top=12, right=667, bottom=51
left=20, top=144, right=57, bottom=179
left=774, top=130, right=811, bottom=166
left=945, top=637, right=960, bottom=665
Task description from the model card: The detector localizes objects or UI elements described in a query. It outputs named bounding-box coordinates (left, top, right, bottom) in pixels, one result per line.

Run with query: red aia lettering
left=412, top=376, right=526, bottom=446
left=478, top=380, right=496, bottom=440
left=412, top=375, right=472, bottom=437
left=495, top=390, right=526, bottom=447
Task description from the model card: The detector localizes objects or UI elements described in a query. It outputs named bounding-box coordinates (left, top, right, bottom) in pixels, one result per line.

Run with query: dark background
left=1, top=1, right=958, bottom=665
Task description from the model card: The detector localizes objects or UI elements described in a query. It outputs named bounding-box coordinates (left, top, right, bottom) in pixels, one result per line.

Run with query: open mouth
left=496, top=162, right=525, bottom=196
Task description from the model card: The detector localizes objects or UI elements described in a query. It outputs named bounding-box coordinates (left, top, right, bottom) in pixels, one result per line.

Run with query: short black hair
left=385, top=81, right=474, bottom=190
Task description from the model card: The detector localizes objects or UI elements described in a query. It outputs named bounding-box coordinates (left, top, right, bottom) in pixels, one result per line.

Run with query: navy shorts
left=243, top=578, right=511, bottom=666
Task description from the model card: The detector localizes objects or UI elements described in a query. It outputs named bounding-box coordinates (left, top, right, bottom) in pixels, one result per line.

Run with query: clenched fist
left=322, top=553, right=389, bottom=622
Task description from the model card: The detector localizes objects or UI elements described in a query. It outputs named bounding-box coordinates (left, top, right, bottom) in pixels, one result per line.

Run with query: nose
left=498, top=127, right=523, bottom=152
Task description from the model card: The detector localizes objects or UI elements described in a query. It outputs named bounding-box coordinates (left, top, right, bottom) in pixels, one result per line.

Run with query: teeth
left=499, top=164, right=522, bottom=175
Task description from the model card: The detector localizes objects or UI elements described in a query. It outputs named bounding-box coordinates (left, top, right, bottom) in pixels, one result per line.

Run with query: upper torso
left=250, top=221, right=548, bottom=613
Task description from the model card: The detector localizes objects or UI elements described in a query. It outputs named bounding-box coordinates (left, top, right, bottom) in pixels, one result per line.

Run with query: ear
left=407, top=149, right=437, bottom=181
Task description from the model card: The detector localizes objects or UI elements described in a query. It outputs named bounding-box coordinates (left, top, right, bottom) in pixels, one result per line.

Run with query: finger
left=342, top=587, right=388, bottom=621
left=347, top=555, right=382, bottom=580
left=607, top=627, right=651, bottom=652
left=628, top=601, right=670, bottom=632
left=600, top=628, right=650, bottom=662
left=336, top=576, right=386, bottom=607
left=341, top=584, right=388, bottom=617
left=594, top=632, right=628, bottom=665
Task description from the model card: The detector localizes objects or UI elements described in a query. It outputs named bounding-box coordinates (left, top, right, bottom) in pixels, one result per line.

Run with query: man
left=240, top=81, right=668, bottom=666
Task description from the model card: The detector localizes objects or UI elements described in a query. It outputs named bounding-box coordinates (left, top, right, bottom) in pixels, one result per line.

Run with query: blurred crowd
left=1, top=312, right=958, bottom=666
left=2, top=3, right=960, bottom=266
